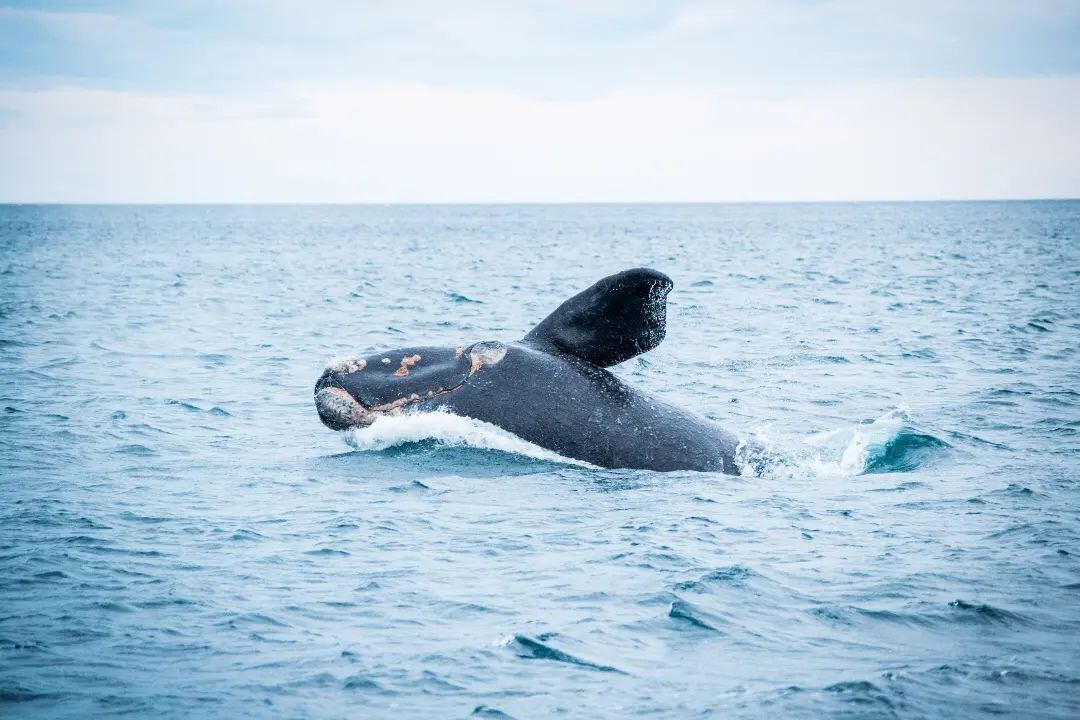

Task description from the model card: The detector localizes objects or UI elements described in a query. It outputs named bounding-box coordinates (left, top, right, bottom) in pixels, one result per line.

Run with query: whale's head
left=313, top=341, right=507, bottom=430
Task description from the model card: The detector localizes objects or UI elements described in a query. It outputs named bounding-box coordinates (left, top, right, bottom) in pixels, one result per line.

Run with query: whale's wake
left=342, top=406, right=948, bottom=477
left=738, top=406, right=951, bottom=478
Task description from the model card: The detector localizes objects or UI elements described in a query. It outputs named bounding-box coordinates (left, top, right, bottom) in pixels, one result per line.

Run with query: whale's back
left=421, top=342, right=741, bottom=473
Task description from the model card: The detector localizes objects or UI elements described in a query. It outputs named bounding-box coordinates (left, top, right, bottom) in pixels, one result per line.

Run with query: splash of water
left=344, top=407, right=947, bottom=477
left=739, top=407, right=950, bottom=478
left=344, top=410, right=595, bottom=467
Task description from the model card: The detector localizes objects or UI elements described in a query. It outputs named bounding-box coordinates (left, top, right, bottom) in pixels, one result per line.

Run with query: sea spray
left=739, top=407, right=950, bottom=478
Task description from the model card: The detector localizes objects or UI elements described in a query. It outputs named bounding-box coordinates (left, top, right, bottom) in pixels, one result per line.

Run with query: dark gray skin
left=314, top=268, right=742, bottom=473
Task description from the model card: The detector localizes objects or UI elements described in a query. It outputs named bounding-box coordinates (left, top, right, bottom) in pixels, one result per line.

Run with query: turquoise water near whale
left=1, top=202, right=1078, bottom=718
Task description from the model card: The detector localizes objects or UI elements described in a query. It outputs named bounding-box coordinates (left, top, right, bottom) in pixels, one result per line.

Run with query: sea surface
left=1, top=202, right=1078, bottom=718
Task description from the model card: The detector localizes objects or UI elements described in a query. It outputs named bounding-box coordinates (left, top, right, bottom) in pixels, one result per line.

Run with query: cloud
left=2, top=77, right=1077, bottom=202
left=2, top=1, right=1078, bottom=96
left=0, top=2, right=1077, bottom=200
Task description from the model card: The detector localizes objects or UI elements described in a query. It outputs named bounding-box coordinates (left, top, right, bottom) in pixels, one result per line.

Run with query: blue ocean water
left=1, top=202, right=1078, bottom=718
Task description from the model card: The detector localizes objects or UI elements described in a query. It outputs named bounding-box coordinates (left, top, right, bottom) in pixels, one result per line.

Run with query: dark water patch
left=437, top=600, right=509, bottom=618
left=116, top=443, right=157, bottom=456
left=0, top=684, right=59, bottom=705
left=166, top=399, right=229, bottom=415
left=305, top=547, right=350, bottom=556
left=508, top=635, right=627, bottom=674
left=134, top=597, right=201, bottom=609
left=946, top=430, right=1010, bottom=450
left=822, top=680, right=895, bottom=708
left=416, top=669, right=466, bottom=693
left=228, top=528, right=265, bottom=541
left=89, top=600, right=135, bottom=613
left=33, top=570, right=68, bottom=580
left=319, top=600, right=357, bottom=608
left=0, top=637, right=49, bottom=652
left=119, top=511, right=173, bottom=524
left=446, top=292, right=483, bottom=303
left=333, top=521, right=361, bottom=530
left=985, top=387, right=1033, bottom=397
left=984, top=520, right=1067, bottom=544
left=986, top=483, right=1039, bottom=499
left=471, top=705, right=517, bottom=719
left=127, top=423, right=174, bottom=436
left=37, top=412, right=70, bottom=422
left=879, top=662, right=1080, bottom=718
left=864, top=480, right=926, bottom=494
left=197, top=353, right=231, bottom=365
left=58, top=534, right=112, bottom=546
left=669, top=599, right=725, bottom=633
left=84, top=545, right=167, bottom=558
left=388, top=479, right=432, bottom=493
left=946, top=600, right=1029, bottom=625
left=343, top=675, right=394, bottom=693
left=864, top=431, right=950, bottom=474
left=166, top=400, right=204, bottom=412
left=222, top=612, right=291, bottom=629
left=1033, top=394, right=1078, bottom=408
left=810, top=604, right=935, bottom=629
left=672, top=565, right=754, bottom=592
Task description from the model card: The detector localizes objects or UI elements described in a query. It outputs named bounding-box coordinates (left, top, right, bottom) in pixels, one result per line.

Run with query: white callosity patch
left=468, top=341, right=507, bottom=375
left=314, top=386, right=369, bottom=428
left=393, top=354, right=421, bottom=376
left=327, top=355, right=366, bottom=374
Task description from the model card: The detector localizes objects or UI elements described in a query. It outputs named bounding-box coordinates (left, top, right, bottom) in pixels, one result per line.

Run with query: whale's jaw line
left=314, top=382, right=464, bottom=431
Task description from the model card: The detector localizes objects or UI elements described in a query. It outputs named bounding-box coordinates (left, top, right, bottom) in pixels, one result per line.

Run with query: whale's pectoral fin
left=523, top=267, right=673, bottom=367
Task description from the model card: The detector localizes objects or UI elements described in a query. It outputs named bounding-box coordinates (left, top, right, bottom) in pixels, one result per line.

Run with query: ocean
left=1, top=202, right=1078, bottom=717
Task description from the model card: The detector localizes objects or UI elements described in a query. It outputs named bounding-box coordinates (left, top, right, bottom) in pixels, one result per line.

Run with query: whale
left=314, top=268, right=743, bottom=473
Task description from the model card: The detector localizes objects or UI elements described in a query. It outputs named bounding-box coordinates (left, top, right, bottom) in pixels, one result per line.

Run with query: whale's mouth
left=314, top=341, right=506, bottom=431
left=314, top=384, right=462, bottom=431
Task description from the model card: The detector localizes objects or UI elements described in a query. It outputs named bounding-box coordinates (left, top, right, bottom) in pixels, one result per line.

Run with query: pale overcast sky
left=1, top=1, right=1078, bottom=202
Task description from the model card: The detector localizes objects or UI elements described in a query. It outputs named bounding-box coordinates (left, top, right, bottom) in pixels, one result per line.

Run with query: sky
left=0, top=0, right=1078, bottom=202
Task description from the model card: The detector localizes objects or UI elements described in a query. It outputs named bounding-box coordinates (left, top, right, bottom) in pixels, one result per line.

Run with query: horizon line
left=1, top=197, right=1078, bottom=207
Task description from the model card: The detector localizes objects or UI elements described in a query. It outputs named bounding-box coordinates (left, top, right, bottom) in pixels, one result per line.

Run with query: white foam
left=343, top=410, right=595, bottom=467
left=742, top=406, right=914, bottom=479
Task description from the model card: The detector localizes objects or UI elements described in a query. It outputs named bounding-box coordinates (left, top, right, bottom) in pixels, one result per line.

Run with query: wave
left=503, top=634, right=627, bottom=674
left=343, top=410, right=595, bottom=467
left=740, top=407, right=950, bottom=477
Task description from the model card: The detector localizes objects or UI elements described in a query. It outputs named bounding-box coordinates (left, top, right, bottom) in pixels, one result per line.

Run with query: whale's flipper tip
left=524, top=267, right=673, bottom=367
